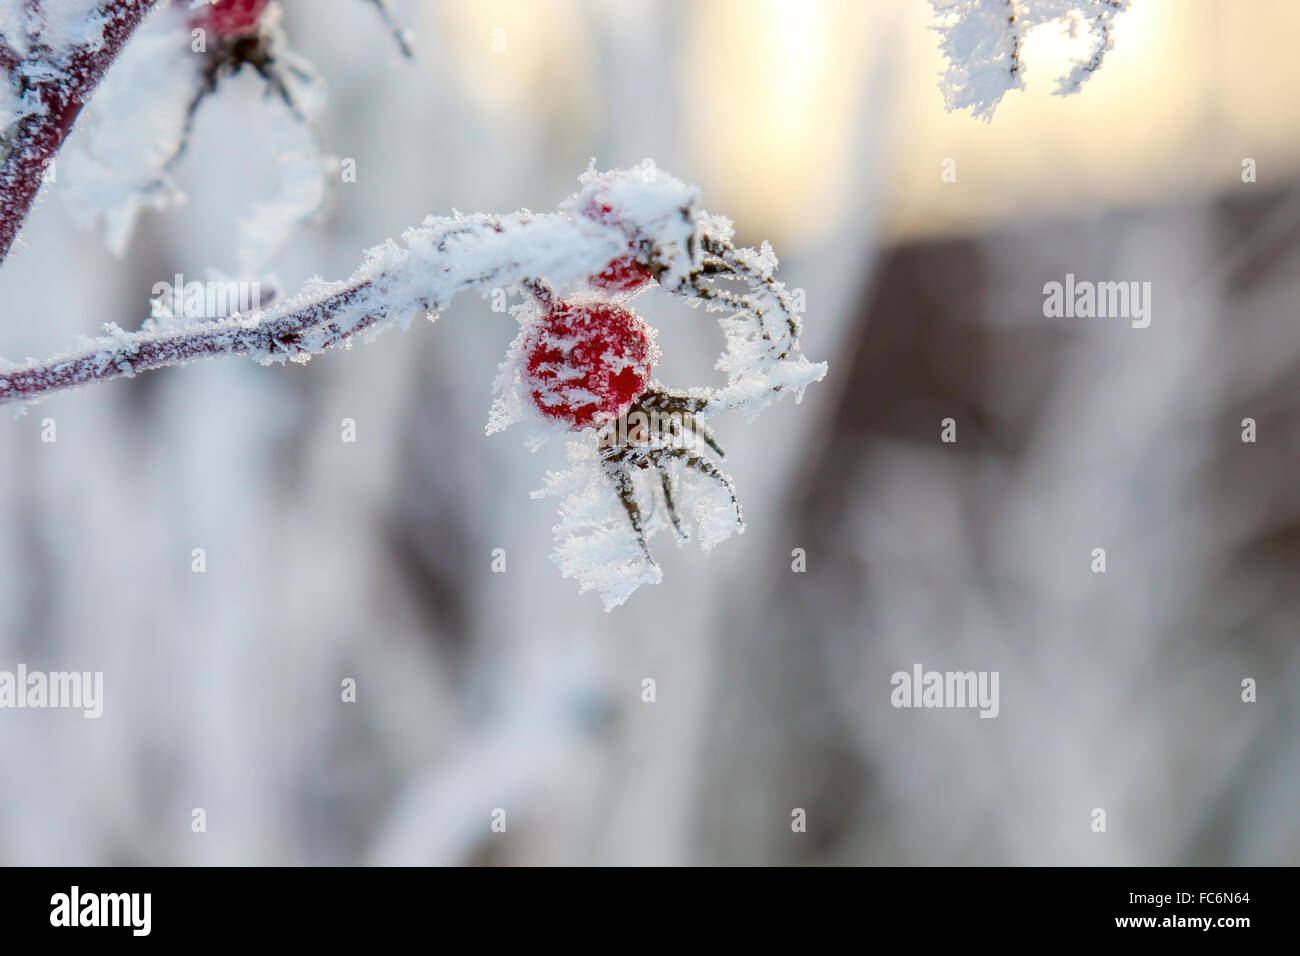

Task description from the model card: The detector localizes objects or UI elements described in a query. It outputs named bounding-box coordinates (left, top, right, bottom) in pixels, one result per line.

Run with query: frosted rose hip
left=582, top=198, right=653, bottom=293
left=523, top=301, right=652, bottom=429
left=589, top=254, right=653, bottom=293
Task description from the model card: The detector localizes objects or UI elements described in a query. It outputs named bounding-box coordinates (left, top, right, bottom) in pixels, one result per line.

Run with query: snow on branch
left=0, top=0, right=159, bottom=262
left=0, top=164, right=827, bottom=609
left=0, top=211, right=609, bottom=402
left=931, top=0, right=1129, bottom=121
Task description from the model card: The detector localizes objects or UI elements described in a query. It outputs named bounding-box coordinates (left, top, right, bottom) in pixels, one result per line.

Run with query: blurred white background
left=1, top=0, right=1298, bottom=864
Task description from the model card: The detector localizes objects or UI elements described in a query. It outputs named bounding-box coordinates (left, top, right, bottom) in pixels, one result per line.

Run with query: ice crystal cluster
left=931, top=0, right=1129, bottom=120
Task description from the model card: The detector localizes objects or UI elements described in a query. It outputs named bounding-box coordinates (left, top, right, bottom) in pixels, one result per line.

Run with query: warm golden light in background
left=849, top=0, right=1300, bottom=242
left=424, top=0, right=1300, bottom=247
left=419, top=0, right=594, bottom=141
left=682, top=0, right=883, bottom=247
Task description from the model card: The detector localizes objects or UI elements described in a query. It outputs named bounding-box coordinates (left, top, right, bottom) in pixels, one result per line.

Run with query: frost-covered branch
left=0, top=0, right=158, bottom=262
left=0, top=164, right=826, bottom=609
left=1, top=165, right=821, bottom=409
left=931, top=0, right=1128, bottom=121
left=0, top=210, right=617, bottom=404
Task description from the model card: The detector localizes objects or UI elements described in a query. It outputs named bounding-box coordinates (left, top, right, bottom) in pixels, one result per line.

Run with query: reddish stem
left=0, top=0, right=158, bottom=264
left=0, top=278, right=388, bottom=406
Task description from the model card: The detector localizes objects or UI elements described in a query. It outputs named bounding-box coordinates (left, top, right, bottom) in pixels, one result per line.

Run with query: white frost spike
left=533, top=439, right=664, bottom=611
left=486, top=304, right=534, bottom=438
left=680, top=215, right=828, bottom=420
left=660, top=437, right=745, bottom=553
left=530, top=419, right=746, bottom=611
left=486, top=298, right=569, bottom=445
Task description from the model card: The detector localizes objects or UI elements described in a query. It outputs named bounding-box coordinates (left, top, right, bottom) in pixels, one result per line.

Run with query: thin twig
left=0, top=276, right=378, bottom=406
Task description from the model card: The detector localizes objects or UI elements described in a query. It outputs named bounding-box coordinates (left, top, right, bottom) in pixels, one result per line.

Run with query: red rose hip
left=523, top=301, right=652, bottom=429
left=582, top=198, right=653, bottom=293
left=197, top=0, right=271, bottom=38
left=589, top=254, right=653, bottom=293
